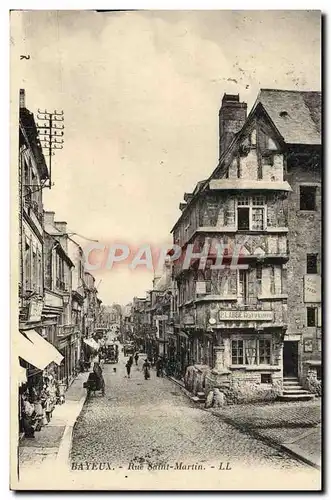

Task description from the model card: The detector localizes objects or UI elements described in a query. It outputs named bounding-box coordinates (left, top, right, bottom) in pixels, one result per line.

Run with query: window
left=259, top=339, right=271, bottom=364
left=231, top=338, right=272, bottom=366
left=251, top=208, right=264, bottom=230
left=238, top=270, right=248, bottom=300
left=261, top=373, right=272, bottom=384
left=237, top=207, right=250, bottom=230
left=245, top=339, right=257, bottom=364
left=307, top=254, right=318, bottom=274
left=307, top=307, right=317, bottom=327
left=300, top=186, right=316, bottom=211
left=256, top=265, right=262, bottom=296
left=231, top=340, right=244, bottom=365
left=237, top=196, right=266, bottom=231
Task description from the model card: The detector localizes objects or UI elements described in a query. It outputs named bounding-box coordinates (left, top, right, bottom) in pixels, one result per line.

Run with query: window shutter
left=225, top=198, right=235, bottom=227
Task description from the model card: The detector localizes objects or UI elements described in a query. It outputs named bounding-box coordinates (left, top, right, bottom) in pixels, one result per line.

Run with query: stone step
left=278, top=393, right=315, bottom=402
left=283, top=381, right=301, bottom=386
left=283, top=389, right=311, bottom=395
left=284, top=377, right=299, bottom=381
left=283, top=385, right=303, bottom=390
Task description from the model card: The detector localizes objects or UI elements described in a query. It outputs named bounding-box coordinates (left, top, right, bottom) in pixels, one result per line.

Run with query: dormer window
left=279, top=110, right=289, bottom=118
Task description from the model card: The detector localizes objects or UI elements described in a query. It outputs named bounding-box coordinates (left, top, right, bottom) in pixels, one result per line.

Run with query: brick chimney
left=44, top=211, right=55, bottom=226
left=219, top=94, right=247, bottom=158
left=19, top=89, right=25, bottom=109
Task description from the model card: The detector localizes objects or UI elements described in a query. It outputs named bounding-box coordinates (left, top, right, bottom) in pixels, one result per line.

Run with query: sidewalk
left=208, top=399, right=321, bottom=469
left=168, top=376, right=321, bottom=469
left=18, top=371, right=89, bottom=476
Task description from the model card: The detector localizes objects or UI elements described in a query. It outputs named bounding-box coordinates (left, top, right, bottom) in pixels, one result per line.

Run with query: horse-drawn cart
left=103, top=343, right=119, bottom=364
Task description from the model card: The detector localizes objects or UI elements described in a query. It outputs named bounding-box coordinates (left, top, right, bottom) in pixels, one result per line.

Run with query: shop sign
left=155, top=315, right=168, bottom=321
left=304, top=275, right=321, bottom=303
left=219, top=310, right=273, bottom=321
left=27, top=299, right=44, bottom=323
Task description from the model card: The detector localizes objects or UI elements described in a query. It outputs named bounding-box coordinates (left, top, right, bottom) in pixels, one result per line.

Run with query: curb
left=55, top=391, right=88, bottom=469
left=167, top=375, right=320, bottom=470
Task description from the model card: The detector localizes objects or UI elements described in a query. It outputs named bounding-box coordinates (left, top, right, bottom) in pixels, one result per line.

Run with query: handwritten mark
left=20, top=55, right=30, bottom=60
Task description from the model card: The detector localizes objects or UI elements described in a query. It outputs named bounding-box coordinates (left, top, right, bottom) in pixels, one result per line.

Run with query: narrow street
left=71, top=352, right=307, bottom=472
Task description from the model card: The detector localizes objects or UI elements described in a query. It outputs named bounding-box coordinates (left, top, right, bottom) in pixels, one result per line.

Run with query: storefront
left=16, top=329, right=64, bottom=438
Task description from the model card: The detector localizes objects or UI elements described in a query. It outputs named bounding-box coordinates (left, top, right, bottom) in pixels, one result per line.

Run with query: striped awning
left=15, top=330, right=64, bottom=370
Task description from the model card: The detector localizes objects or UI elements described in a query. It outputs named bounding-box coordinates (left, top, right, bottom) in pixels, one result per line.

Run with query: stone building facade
left=171, top=90, right=321, bottom=403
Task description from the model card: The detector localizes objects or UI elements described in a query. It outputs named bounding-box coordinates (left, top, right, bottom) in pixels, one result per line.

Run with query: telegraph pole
left=36, top=109, right=64, bottom=189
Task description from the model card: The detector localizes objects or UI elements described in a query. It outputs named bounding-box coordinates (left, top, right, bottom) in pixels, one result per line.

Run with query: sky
left=11, top=10, right=321, bottom=306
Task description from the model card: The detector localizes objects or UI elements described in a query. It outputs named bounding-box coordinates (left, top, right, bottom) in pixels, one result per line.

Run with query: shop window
left=231, top=340, right=244, bottom=365
left=300, top=186, right=316, bottom=211
left=261, top=373, right=272, bottom=384
left=231, top=338, right=272, bottom=366
left=307, top=254, right=318, bottom=274
left=307, top=307, right=317, bottom=327
left=259, top=339, right=271, bottom=364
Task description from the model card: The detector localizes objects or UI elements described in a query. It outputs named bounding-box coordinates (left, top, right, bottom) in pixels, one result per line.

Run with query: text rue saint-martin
left=71, top=461, right=232, bottom=471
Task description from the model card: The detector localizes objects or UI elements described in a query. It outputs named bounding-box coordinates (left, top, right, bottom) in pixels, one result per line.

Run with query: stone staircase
left=279, top=377, right=315, bottom=402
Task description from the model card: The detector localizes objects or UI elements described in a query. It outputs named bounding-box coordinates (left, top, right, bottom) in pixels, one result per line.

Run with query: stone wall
left=194, top=366, right=283, bottom=405
left=286, top=158, right=321, bottom=383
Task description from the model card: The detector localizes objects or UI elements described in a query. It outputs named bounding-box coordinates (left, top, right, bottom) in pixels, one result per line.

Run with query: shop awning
left=15, top=330, right=63, bottom=370
left=178, top=331, right=189, bottom=339
left=83, top=338, right=100, bottom=351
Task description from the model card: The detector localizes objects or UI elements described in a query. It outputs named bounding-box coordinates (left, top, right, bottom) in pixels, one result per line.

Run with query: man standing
left=134, top=352, right=139, bottom=366
left=126, top=355, right=133, bottom=378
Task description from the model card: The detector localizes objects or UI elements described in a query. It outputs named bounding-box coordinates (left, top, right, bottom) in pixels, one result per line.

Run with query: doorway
left=283, top=341, right=299, bottom=377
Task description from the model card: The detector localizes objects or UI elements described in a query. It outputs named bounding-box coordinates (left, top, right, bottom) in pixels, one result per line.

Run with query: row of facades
left=18, top=90, right=106, bottom=389
left=126, top=89, right=322, bottom=403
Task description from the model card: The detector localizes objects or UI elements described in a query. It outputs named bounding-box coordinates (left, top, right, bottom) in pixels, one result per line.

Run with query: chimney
left=44, top=211, right=55, bottom=226
left=55, top=221, right=68, bottom=253
left=54, top=222, right=67, bottom=234
left=219, top=94, right=247, bottom=157
left=19, top=89, right=25, bottom=109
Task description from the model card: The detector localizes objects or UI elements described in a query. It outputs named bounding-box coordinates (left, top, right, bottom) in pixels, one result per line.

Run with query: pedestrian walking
left=134, top=352, right=139, bottom=366
left=142, top=359, right=151, bottom=380
left=126, top=355, right=133, bottom=378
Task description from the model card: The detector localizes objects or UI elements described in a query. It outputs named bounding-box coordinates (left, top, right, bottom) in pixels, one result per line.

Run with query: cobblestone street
left=71, top=354, right=309, bottom=472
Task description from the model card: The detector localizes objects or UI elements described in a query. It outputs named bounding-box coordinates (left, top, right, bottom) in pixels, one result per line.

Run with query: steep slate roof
left=256, top=89, right=321, bottom=145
